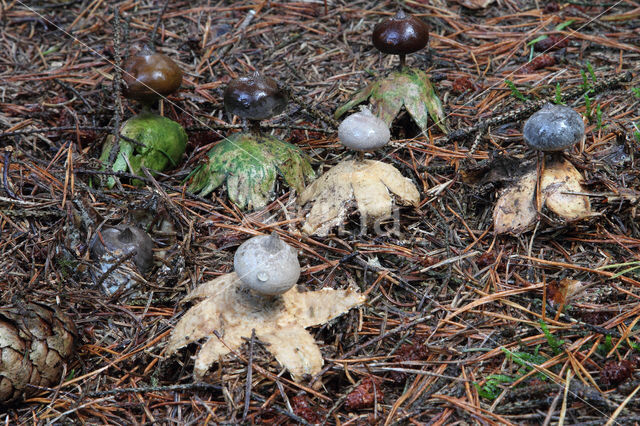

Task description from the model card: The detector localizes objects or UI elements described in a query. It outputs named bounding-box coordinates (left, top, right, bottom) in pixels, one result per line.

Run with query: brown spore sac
left=372, top=10, right=429, bottom=55
left=123, top=47, right=183, bottom=105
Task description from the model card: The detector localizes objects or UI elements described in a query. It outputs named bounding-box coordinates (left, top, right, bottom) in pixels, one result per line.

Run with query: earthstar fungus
left=493, top=103, right=592, bottom=234
left=523, top=103, right=585, bottom=152
left=234, top=232, right=300, bottom=296
left=372, top=10, right=429, bottom=68
left=99, top=113, right=187, bottom=188
left=338, top=107, right=390, bottom=152
left=188, top=73, right=314, bottom=210
left=90, top=225, right=155, bottom=294
left=223, top=73, right=288, bottom=129
left=299, top=108, right=420, bottom=236
left=123, top=45, right=183, bottom=106
left=336, top=10, right=446, bottom=134
left=100, top=46, right=187, bottom=188
left=166, top=233, right=365, bottom=382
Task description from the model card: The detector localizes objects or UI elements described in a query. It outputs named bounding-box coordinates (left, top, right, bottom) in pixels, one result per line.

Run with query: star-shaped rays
left=166, top=273, right=365, bottom=381
left=335, top=68, right=447, bottom=134
left=187, top=133, right=315, bottom=211
left=298, top=159, right=420, bottom=236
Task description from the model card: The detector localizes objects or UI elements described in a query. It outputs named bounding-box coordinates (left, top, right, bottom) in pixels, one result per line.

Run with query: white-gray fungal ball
left=338, top=108, right=390, bottom=151
left=234, top=232, right=300, bottom=296
left=523, top=103, right=585, bottom=151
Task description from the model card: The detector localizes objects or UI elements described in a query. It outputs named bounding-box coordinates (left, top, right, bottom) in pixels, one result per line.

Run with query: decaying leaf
left=298, top=159, right=420, bottom=236
left=166, top=273, right=365, bottom=381
left=187, top=133, right=315, bottom=210
left=493, top=156, right=593, bottom=234
left=335, top=68, right=447, bottom=133
left=493, top=169, right=538, bottom=234
left=547, top=279, right=586, bottom=307
left=541, top=157, right=591, bottom=221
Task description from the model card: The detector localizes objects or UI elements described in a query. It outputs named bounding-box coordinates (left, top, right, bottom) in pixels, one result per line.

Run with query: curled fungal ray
left=298, top=159, right=420, bottom=236
left=166, top=273, right=365, bottom=382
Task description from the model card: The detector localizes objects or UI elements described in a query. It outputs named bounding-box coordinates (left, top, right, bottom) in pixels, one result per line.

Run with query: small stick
left=54, top=79, right=94, bottom=113
left=288, top=90, right=340, bottom=129
left=242, top=329, right=256, bottom=422
left=0, top=122, right=334, bottom=139
left=467, top=125, right=487, bottom=158
left=106, top=7, right=125, bottom=192
left=94, top=247, right=138, bottom=290
left=149, top=0, right=170, bottom=48
left=206, top=1, right=264, bottom=68
left=2, top=147, right=19, bottom=200
left=448, top=71, right=632, bottom=142
left=85, top=383, right=309, bottom=424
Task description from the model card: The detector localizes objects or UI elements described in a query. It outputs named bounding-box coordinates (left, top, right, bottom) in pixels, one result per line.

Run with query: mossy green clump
left=99, top=112, right=187, bottom=187
left=187, top=133, right=315, bottom=211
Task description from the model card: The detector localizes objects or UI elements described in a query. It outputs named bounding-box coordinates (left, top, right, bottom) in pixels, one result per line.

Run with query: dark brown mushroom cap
left=523, top=103, right=585, bottom=151
left=122, top=47, right=183, bottom=104
left=90, top=225, right=154, bottom=274
left=372, top=10, right=429, bottom=55
left=223, top=73, right=287, bottom=121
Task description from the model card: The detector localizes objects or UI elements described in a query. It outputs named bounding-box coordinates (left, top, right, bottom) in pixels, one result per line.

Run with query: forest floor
left=1, top=0, right=640, bottom=424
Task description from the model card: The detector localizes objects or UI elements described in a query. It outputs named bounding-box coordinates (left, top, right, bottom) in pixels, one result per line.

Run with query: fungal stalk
left=187, top=73, right=314, bottom=211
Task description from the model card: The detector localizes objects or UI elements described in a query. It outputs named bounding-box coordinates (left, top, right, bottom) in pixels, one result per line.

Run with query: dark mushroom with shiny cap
left=123, top=45, right=183, bottom=106
left=372, top=10, right=429, bottom=69
left=223, top=73, right=288, bottom=134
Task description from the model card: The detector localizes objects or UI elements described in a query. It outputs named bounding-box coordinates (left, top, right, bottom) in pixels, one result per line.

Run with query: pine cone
left=0, top=303, right=77, bottom=404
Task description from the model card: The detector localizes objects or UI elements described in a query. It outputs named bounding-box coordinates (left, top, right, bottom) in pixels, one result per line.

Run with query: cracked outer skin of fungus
left=166, top=273, right=365, bottom=382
